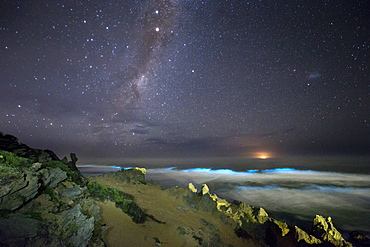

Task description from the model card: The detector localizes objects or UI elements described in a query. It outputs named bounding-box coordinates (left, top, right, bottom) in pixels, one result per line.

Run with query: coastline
left=79, top=164, right=370, bottom=235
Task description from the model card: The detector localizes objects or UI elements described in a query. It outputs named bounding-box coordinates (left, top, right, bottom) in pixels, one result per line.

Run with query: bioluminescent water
left=78, top=157, right=370, bottom=234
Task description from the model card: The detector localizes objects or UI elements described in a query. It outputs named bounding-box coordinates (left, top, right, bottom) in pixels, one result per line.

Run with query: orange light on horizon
left=253, top=152, right=271, bottom=159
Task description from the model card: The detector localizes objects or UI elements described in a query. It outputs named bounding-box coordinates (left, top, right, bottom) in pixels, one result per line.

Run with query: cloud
left=144, top=136, right=244, bottom=157
left=250, top=128, right=296, bottom=138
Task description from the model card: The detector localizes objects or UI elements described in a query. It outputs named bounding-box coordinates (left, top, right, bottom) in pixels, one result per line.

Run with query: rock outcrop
left=182, top=182, right=353, bottom=247
left=102, top=167, right=146, bottom=184
left=0, top=135, right=104, bottom=247
left=349, top=231, right=370, bottom=247
left=0, top=132, right=60, bottom=163
left=313, top=215, right=353, bottom=247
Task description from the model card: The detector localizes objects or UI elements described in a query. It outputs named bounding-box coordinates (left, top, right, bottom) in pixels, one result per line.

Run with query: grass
left=0, top=150, right=32, bottom=168
left=87, top=181, right=147, bottom=223
left=24, top=211, right=43, bottom=220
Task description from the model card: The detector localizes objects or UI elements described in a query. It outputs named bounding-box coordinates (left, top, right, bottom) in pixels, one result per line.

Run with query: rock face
left=182, top=183, right=353, bottom=247
left=349, top=231, right=370, bottom=247
left=0, top=164, right=68, bottom=211
left=0, top=132, right=60, bottom=163
left=59, top=204, right=95, bottom=247
left=313, top=215, right=353, bottom=247
left=0, top=136, right=104, bottom=247
left=102, top=167, right=146, bottom=184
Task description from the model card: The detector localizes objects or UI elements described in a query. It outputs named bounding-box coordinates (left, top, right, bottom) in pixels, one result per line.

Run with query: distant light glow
left=253, top=152, right=271, bottom=159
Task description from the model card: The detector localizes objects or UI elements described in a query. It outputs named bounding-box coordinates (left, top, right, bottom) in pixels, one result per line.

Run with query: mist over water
left=78, top=156, right=370, bottom=234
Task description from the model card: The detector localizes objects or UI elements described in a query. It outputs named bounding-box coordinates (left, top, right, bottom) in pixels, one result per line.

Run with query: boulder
left=38, top=167, right=67, bottom=188
left=0, top=213, right=41, bottom=246
left=313, top=215, right=353, bottom=247
left=0, top=171, right=41, bottom=210
left=0, top=166, right=68, bottom=211
left=103, top=167, right=146, bottom=184
left=175, top=225, right=224, bottom=246
left=199, top=193, right=218, bottom=213
left=200, top=218, right=218, bottom=232
left=349, top=231, right=370, bottom=247
left=61, top=185, right=84, bottom=199
left=60, top=204, right=95, bottom=247
left=294, top=225, right=323, bottom=245
left=183, top=183, right=200, bottom=211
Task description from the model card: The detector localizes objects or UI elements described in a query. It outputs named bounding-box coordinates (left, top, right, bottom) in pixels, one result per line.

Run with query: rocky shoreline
left=1, top=132, right=369, bottom=246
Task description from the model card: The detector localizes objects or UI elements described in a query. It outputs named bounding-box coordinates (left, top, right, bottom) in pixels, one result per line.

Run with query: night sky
left=1, top=1, right=369, bottom=162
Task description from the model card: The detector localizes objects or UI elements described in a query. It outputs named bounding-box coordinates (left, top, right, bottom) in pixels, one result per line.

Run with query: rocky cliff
left=0, top=133, right=103, bottom=246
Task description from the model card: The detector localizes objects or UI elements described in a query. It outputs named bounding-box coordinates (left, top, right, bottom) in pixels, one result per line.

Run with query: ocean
left=78, top=156, right=370, bottom=235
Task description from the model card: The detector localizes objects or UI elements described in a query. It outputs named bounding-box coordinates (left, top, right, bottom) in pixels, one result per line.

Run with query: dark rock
left=70, top=153, right=78, bottom=164
left=176, top=206, right=188, bottom=212
left=167, top=185, right=186, bottom=198
left=199, top=192, right=218, bottom=213
left=177, top=226, right=186, bottom=235
left=0, top=166, right=68, bottom=211
left=60, top=204, right=95, bottom=247
left=0, top=171, right=41, bottom=210
left=38, top=167, right=67, bottom=188
left=103, top=167, right=146, bottom=184
left=0, top=213, right=41, bottom=246
left=0, top=134, right=104, bottom=246
left=234, top=224, right=253, bottom=240
left=200, top=218, right=218, bottom=232
left=349, top=231, right=370, bottom=247
left=220, top=214, right=229, bottom=224
left=183, top=183, right=200, bottom=211
left=61, top=186, right=84, bottom=198
left=0, top=132, right=60, bottom=163
left=313, top=215, right=352, bottom=247
left=42, top=149, right=60, bottom=162
left=209, top=233, right=222, bottom=247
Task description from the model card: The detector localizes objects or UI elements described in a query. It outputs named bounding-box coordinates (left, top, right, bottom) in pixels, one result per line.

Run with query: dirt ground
left=92, top=177, right=257, bottom=247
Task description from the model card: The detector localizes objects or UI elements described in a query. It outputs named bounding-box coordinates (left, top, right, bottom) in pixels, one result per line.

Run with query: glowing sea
left=78, top=156, right=370, bottom=235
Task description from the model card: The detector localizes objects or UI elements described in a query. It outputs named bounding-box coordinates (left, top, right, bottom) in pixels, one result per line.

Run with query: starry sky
left=1, top=0, right=369, bottom=162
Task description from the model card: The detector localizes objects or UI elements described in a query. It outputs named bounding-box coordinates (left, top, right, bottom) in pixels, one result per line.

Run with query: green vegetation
left=153, top=237, right=161, bottom=244
left=0, top=150, right=32, bottom=168
left=43, top=187, right=59, bottom=203
left=0, top=165, right=20, bottom=177
left=0, top=209, right=12, bottom=219
left=87, top=181, right=147, bottom=223
left=0, top=150, right=84, bottom=185
left=44, top=160, right=69, bottom=171
left=0, top=151, right=31, bottom=178
left=24, top=211, right=43, bottom=220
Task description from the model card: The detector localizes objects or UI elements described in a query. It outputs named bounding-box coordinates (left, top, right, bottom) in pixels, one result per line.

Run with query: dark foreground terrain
left=1, top=132, right=369, bottom=246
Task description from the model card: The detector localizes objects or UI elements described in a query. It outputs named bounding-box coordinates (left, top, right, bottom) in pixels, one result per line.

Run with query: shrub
left=0, top=150, right=32, bottom=168
left=87, top=181, right=146, bottom=223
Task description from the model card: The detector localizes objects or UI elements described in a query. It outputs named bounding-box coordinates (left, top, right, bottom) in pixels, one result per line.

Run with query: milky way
left=0, top=1, right=369, bottom=160
left=112, top=0, right=179, bottom=110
